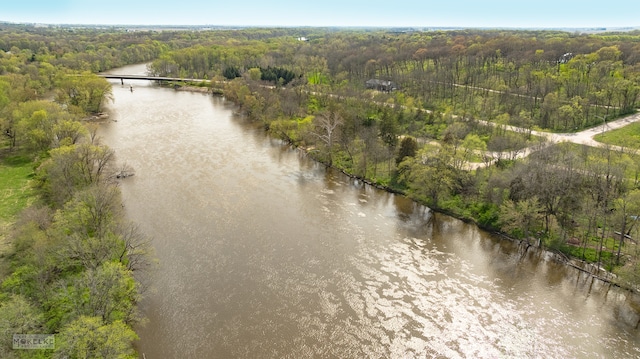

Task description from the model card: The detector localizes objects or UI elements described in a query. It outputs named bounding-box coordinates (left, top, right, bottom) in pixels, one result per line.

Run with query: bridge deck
left=99, top=74, right=210, bottom=83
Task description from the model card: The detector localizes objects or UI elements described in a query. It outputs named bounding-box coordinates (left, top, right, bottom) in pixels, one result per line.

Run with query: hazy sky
left=1, top=0, right=638, bottom=28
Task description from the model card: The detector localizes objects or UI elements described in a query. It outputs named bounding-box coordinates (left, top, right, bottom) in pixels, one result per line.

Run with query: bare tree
left=311, top=110, right=343, bottom=166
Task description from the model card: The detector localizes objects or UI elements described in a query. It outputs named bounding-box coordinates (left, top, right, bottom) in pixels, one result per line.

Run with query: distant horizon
left=2, top=1, right=638, bottom=29
left=1, top=21, right=638, bottom=34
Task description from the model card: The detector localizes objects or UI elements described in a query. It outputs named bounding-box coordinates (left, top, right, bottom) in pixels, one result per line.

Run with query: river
left=99, top=64, right=640, bottom=358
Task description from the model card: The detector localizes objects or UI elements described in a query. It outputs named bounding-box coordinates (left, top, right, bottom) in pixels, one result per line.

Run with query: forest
left=2, top=23, right=640, bottom=356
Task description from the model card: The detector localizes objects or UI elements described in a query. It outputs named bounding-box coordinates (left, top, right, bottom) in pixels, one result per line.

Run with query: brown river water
left=99, top=64, right=640, bottom=358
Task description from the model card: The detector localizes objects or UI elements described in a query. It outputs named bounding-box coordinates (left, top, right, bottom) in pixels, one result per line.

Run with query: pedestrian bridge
left=98, top=74, right=210, bottom=83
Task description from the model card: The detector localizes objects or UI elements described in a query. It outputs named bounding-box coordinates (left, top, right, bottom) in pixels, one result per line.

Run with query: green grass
left=561, top=244, right=613, bottom=266
left=556, top=234, right=624, bottom=271
left=594, top=122, right=640, bottom=149
left=0, top=153, right=36, bottom=244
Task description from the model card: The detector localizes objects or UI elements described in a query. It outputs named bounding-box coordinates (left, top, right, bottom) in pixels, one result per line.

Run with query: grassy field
left=594, top=122, right=640, bottom=149
left=0, top=152, right=36, bottom=248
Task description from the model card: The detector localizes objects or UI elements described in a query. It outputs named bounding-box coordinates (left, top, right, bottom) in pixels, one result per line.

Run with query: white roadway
left=461, top=110, right=640, bottom=169
left=508, top=111, right=640, bottom=148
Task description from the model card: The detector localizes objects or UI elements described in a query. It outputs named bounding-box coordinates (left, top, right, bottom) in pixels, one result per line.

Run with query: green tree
left=0, top=295, right=45, bottom=357
left=0, top=78, right=13, bottom=147
left=612, top=189, right=640, bottom=264
left=55, top=73, right=113, bottom=114
left=12, top=100, right=71, bottom=152
left=47, top=262, right=138, bottom=329
left=54, top=316, right=137, bottom=359
left=247, top=67, right=262, bottom=81
left=16, top=109, right=54, bottom=152
left=53, top=119, right=87, bottom=147
left=396, top=136, right=418, bottom=165
left=223, top=66, right=241, bottom=80
left=378, top=110, right=398, bottom=148
left=460, top=133, right=486, bottom=167
left=37, top=143, right=115, bottom=206
left=499, top=197, right=543, bottom=241
left=399, top=145, right=457, bottom=206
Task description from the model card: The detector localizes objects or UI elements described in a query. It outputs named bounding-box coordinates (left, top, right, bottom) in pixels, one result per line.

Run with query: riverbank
left=313, top=146, right=627, bottom=288
left=209, top=82, right=640, bottom=294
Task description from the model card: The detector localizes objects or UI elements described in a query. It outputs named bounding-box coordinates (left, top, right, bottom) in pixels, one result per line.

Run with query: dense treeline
left=153, top=28, right=640, bottom=289
left=0, top=24, right=156, bottom=358
left=151, top=29, right=640, bottom=131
